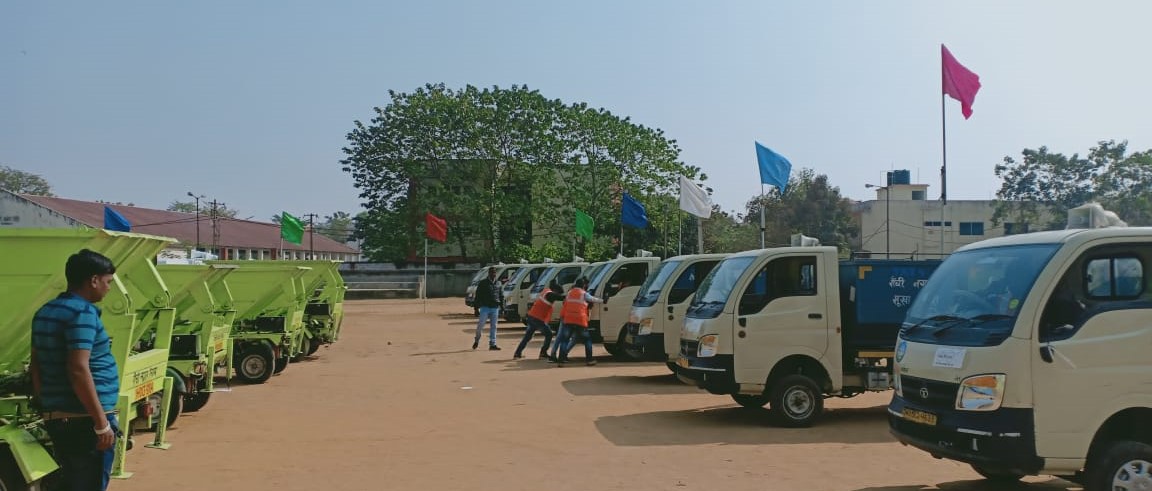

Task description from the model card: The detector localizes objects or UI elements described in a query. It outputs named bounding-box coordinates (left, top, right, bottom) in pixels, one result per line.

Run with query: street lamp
left=187, top=192, right=206, bottom=252
left=865, top=183, right=890, bottom=259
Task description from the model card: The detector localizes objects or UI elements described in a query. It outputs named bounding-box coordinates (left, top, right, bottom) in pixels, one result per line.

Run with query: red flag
left=941, top=44, right=981, bottom=119
left=425, top=212, right=447, bottom=243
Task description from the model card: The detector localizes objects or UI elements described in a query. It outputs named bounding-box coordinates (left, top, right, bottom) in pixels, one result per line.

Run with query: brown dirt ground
left=113, top=299, right=1081, bottom=491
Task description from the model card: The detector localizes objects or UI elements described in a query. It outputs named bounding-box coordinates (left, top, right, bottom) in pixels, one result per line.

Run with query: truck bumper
left=622, top=323, right=664, bottom=359
left=888, top=394, right=1043, bottom=474
left=671, top=340, right=736, bottom=394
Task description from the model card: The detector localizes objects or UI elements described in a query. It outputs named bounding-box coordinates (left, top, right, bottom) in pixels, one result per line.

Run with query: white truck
left=619, top=253, right=728, bottom=365
left=672, top=246, right=939, bottom=426
left=501, top=262, right=552, bottom=322
left=465, top=264, right=518, bottom=314
left=888, top=223, right=1152, bottom=489
left=526, top=262, right=591, bottom=324
left=585, top=255, right=661, bottom=360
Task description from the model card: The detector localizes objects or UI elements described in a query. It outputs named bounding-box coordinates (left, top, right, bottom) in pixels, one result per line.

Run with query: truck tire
left=731, top=394, right=769, bottom=409
left=150, top=392, right=183, bottom=431
left=0, top=450, right=28, bottom=491
left=769, top=374, right=824, bottom=427
left=1087, top=440, right=1152, bottom=491
left=307, top=337, right=322, bottom=355
left=970, top=464, right=1024, bottom=483
left=235, top=344, right=274, bottom=384
left=294, top=337, right=314, bottom=362
left=183, top=390, right=210, bottom=413
left=274, top=355, right=289, bottom=374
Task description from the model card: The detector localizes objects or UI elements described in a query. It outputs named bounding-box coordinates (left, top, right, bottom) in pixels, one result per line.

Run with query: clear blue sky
left=4, top=1, right=1151, bottom=223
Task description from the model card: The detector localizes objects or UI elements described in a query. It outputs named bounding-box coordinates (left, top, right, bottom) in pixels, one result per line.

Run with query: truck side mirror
left=667, top=305, right=674, bottom=314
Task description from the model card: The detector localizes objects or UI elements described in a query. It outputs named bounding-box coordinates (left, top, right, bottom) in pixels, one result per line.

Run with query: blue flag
left=621, top=192, right=648, bottom=229
left=103, top=206, right=131, bottom=232
left=755, top=142, right=792, bottom=192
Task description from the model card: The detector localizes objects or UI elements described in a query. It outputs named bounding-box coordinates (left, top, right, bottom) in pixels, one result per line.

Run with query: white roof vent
left=1066, top=203, right=1127, bottom=229
left=790, top=233, right=821, bottom=246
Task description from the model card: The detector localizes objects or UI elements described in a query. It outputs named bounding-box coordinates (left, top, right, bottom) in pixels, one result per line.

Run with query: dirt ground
left=114, top=299, right=1081, bottom=491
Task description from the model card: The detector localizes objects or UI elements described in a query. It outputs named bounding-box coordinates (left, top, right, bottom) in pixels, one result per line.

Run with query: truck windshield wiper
left=970, top=313, right=1014, bottom=323
left=931, top=315, right=980, bottom=337
left=903, top=314, right=966, bottom=335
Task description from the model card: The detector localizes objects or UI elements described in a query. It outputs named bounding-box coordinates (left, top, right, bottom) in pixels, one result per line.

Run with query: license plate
left=676, top=357, right=690, bottom=369
left=902, top=407, right=937, bottom=426
left=134, top=380, right=156, bottom=401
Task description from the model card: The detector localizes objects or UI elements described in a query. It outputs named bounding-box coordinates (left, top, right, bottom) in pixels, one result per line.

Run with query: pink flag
left=941, top=44, right=981, bottom=119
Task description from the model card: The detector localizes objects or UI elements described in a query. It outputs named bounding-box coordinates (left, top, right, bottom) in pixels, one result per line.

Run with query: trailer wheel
left=769, top=374, right=823, bottom=427
left=970, top=464, right=1024, bottom=483
left=235, top=345, right=274, bottom=384
left=731, top=394, right=769, bottom=409
left=273, top=355, right=289, bottom=374
left=294, top=337, right=314, bottom=362
left=1087, top=440, right=1152, bottom=491
left=307, top=337, right=322, bottom=355
left=183, top=390, right=210, bottom=413
left=0, top=450, right=26, bottom=491
left=150, top=392, right=183, bottom=431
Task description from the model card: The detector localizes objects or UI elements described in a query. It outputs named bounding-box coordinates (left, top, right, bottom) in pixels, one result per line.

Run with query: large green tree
left=993, top=140, right=1152, bottom=228
left=168, top=200, right=239, bottom=219
left=741, top=169, right=859, bottom=252
left=0, top=165, right=54, bottom=196
left=340, top=84, right=703, bottom=262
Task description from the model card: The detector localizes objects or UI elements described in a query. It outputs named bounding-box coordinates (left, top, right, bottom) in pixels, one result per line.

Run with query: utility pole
left=187, top=192, right=205, bottom=252
left=210, top=199, right=224, bottom=258
left=304, top=213, right=319, bottom=259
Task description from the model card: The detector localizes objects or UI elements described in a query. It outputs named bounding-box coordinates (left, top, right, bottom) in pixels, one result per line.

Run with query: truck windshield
left=530, top=267, right=557, bottom=294
left=687, top=256, right=755, bottom=318
left=587, top=263, right=614, bottom=292
left=903, top=244, right=1060, bottom=346
left=633, top=260, right=682, bottom=307
left=504, top=268, right=528, bottom=291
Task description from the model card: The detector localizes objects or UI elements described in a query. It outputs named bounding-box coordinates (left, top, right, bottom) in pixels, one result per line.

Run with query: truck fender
left=766, top=353, right=833, bottom=393
left=166, top=367, right=188, bottom=395
left=0, top=425, right=59, bottom=484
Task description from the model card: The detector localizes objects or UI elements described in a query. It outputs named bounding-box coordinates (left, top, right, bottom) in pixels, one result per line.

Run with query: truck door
left=733, top=254, right=827, bottom=386
left=549, top=266, right=584, bottom=323
left=601, top=261, right=655, bottom=344
left=1031, top=245, right=1152, bottom=458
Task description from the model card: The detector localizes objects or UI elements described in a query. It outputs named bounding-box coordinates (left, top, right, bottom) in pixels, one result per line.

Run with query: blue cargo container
left=837, top=259, right=941, bottom=352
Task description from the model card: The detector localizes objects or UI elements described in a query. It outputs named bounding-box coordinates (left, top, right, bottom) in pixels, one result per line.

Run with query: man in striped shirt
left=30, top=249, right=121, bottom=491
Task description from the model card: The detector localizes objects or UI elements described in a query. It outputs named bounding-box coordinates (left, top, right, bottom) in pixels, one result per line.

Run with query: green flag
left=280, top=211, right=304, bottom=245
left=575, top=209, right=594, bottom=240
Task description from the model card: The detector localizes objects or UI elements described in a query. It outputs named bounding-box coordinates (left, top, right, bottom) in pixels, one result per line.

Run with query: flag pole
left=940, top=57, right=948, bottom=258
left=423, top=238, right=428, bottom=313
left=697, top=217, right=704, bottom=254
left=759, top=183, right=766, bottom=249
left=678, top=211, right=683, bottom=256
left=619, top=222, right=624, bottom=256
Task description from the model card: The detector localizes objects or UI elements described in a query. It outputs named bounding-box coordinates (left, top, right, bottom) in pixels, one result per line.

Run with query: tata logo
left=920, top=388, right=930, bottom=399
left=896, top=340, right=907, bottom=363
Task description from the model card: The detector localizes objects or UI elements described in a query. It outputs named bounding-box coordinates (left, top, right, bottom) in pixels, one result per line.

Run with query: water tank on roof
left=887, top=170, right=911, bottom=185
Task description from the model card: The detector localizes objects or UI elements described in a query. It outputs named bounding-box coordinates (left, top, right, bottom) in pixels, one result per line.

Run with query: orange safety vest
left=526, top=290, right=555, bottom=322
left=561, top=287, right=590, bottom=328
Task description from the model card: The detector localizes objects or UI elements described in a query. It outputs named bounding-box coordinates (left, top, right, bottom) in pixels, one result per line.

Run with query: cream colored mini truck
left=672, top=246, right=939, bottom=426
left=585, top=255, right=662, bottom=359
left=888, top=225, right=1152, bottom=490
left=620, top=253, right=728, bottom=365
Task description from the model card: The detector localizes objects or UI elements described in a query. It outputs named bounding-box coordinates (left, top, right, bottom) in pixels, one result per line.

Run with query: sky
left=4, top=1, right=1152, bottom=224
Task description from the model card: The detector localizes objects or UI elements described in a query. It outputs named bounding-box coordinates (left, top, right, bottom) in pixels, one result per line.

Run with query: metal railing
left=345, top=279, right=425, bottom=298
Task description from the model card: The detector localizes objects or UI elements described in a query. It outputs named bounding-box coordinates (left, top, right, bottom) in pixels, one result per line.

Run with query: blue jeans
left=514, top=316, right=553, bottom=357
left=557, top=325, right=594, bottom=362
left=549, top=322, right=569, bottom=358
left=474, top=307, right=499, bottom=346
left=44, top=413, right=120, bottom=491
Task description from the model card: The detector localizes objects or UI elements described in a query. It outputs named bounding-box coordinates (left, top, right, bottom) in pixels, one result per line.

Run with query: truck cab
left=621, top=253, right=727, bottom=365
left=465, top=264, right=518, bottom=314
left=527, top=262, right=590, bottom=324
left=501, top=262, right=551, bottom=322
left=673, top=246, right=938, bottom=427
left=586, top=255, right=661, bottom=360
left=888, top=225, right=1152, bottom=489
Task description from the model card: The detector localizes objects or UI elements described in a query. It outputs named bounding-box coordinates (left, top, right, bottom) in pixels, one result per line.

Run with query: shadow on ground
left=595, top=404, right=896, bottom=446
left=562, top=374, right=699, bottom=396
left=851, top=477, right=1080, bottom=491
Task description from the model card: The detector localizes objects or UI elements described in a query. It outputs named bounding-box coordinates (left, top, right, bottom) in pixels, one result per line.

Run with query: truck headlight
left=697, top=335, right=718, bottom=358
left=956, top=374, right=1006, bottom=411
left=638, top=318, right=654, bottom=335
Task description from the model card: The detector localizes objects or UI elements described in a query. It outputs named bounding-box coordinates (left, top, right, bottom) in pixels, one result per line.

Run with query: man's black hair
left=65, top=249, right=116, bottom=289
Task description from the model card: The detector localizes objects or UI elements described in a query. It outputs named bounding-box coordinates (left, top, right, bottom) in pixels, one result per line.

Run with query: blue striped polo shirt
left=31, top=292, right=120, bottom=413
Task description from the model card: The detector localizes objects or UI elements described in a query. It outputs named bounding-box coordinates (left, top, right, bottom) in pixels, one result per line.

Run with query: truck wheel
left=0, top=450, right=27, bottom=491
left=666, top=361, right=678, bottom=373
left=731, top=394, right=769, bottom=409
left=307, top=337, right=322, bottom=355
left=970, top=464, right=1024, bottom=483
left=294, top=337, right=314, bottom=362
left=235, top=345, right=274, bottom=384
left=150, top=392, right=183, bottom=431
left=1088, top=440, right=1152, bottom=491
left=183, top=390, right=211, bottom=412
left=769, top=374, right=824, bottom=427
left=274, top=355, right=289, bottom=374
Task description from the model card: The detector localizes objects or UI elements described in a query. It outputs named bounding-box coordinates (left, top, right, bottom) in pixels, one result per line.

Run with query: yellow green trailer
left=0, top=228, right=178, bottom=488
left=209, top=262, right=310, bottom=383
left=155, top=264, right=238, bottom=413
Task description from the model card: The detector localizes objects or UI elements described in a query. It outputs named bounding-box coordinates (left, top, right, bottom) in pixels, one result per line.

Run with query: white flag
left=678, top=175, right=712, bottom=219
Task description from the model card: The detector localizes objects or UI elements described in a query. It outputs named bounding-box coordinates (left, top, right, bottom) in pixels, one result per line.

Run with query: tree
left=340, top=83, right=703, bottom=262
left=168, top=200, right=238, bottom=218
left=741, top=169, right=859, bottom=252
left=317, top=211, right=355, bottom=242
left=0, top=165, right=54, bottom=196
left=993, top=140, right=1152, bottom=228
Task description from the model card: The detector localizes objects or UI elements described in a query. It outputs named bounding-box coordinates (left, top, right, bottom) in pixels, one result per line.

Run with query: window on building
left=923, top=221, right=953, bottom=227
left=911, top=190, right=926, bottom=200
left=959, top=222, right=985, bottom=236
